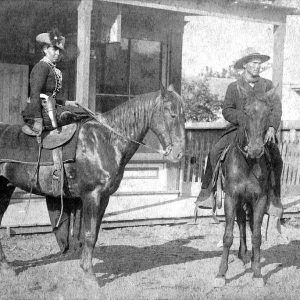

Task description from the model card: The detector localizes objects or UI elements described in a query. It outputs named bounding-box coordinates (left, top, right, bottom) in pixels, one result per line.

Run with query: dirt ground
left=1, top=217, right=300, bottom=300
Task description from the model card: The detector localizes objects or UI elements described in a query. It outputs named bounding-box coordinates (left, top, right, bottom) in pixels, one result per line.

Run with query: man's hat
left=234, top=47, right=270, bottom=69
left=36, top=29, right=65, bottom=50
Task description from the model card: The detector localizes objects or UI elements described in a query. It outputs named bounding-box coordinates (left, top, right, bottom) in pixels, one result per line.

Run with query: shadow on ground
left=10, top=235, right=300, bottom=287
left=227, top=239, right=300, bottom=284
left=12, top=235, right=223, bottom=286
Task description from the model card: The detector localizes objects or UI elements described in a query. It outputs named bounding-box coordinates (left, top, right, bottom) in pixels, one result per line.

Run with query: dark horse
left=214, top=86, right=277, bottom=287
left=0, top=85, right=185, bottom=281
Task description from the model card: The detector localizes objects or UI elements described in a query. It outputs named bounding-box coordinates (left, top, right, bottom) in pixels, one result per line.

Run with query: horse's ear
left=167, top=84, right=175, bottom=92
left=160, top=83, right=166, bottom=97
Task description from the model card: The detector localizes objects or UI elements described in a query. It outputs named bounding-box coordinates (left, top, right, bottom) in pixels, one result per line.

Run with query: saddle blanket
left=0, top=123, right=79, bottom=165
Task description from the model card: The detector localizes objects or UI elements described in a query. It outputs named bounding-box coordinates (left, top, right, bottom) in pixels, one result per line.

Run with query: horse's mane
left=100, top=91, right=160, bottom=138
left=234, top=96, right=270, bottom=148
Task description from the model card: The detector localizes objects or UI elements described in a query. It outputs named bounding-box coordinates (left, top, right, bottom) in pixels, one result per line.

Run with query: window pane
left=130, top=39, right=161, bottom=95
left=96, top=95, right=128, bottom=113
left=97, top=38, right=129, bottom=94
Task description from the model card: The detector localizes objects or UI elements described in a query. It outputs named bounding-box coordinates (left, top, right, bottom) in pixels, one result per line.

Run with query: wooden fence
left=3, top=120, right=300, bottom=233
left=182, top=121, right=300, bottom=202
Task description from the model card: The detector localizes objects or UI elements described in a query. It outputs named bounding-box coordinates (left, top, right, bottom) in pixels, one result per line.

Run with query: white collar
left=41, top=56, right=56, bottom=67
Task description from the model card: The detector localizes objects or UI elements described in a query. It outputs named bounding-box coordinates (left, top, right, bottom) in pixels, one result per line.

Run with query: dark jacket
left=22, top=60, right=66, bottom=119
left=222, top=76, right=282, bottom=134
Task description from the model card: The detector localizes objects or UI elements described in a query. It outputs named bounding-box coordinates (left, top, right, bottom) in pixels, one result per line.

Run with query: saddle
left=42, top=123, right=77, bottom=149
left=0, top=122, right=79, bottom=197
left=42, top=123, right=77, bottom=197
left=210, top=145, right=230, bottom=211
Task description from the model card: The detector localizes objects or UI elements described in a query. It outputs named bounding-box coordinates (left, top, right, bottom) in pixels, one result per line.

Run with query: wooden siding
left=0, top=63, right=28, bottom=124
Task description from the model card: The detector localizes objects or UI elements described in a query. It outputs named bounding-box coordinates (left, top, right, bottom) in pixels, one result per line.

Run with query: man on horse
left=196, top=47, right=283, bottom=219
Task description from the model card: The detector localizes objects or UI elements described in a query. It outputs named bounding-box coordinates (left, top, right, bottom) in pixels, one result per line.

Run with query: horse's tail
left=265, top=214, right=270, bottom=241
left=194, top=205, right=198, bottom=223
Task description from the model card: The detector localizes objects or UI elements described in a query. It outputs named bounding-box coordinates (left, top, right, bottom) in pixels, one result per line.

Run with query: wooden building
left=1, top=0, right=300, bottom=229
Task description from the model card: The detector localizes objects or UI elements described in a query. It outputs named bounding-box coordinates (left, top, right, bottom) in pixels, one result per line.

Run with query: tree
left=182, top=77, right=223, bottom=122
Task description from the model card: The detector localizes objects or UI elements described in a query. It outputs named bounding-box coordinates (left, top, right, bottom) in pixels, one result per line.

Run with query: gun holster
left=41, top=93, right=58, bottom=129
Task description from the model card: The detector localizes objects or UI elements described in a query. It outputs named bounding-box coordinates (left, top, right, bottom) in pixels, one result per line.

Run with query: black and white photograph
left=0, top=0, right=300, bottom=299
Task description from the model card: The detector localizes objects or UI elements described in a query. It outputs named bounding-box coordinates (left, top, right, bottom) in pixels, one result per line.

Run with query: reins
left=77, top=104, right=172, bottom=156
left=24, top=96, right=175, bottom=229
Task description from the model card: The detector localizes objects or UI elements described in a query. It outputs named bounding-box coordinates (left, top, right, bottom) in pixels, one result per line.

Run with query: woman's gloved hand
left=65, top=100, right=79, bottom=107
left=32, top=118, right=43, bottom=136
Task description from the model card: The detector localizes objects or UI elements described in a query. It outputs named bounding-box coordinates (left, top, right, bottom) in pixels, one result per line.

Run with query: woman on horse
left=22, top=28, right=86, bottom=136
left=196, top=48, right=283, bottom=219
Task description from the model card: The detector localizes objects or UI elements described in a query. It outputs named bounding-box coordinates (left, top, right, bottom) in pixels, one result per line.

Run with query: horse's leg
left=68, top=197, right=84, bottom=254
left=214, top=194, right=236, bottom=287
left=248, top=204, right=254, bottom=234
left=236, top=202, right=247, bottom=266
left=46, top=196, right=70, bottom=254
left=80, top=192, right=109, bottom=277
left=251, top=196, right=267, bottom=286
left=0, top=178, right=15, bottom=276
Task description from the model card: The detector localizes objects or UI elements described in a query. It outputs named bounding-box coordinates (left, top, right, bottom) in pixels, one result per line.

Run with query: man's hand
left=264, top=127, right=276, bottom=144
left=65, top=100, right=79, bottom=107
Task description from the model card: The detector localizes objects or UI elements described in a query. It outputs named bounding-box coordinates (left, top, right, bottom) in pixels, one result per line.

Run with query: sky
left=182, top=16, right=274, bottom=79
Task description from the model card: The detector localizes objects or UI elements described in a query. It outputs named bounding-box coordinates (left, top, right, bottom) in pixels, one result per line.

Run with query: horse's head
left=150, top=84, right=186, bottom=163
left=240, top=86, right=277, bottom=159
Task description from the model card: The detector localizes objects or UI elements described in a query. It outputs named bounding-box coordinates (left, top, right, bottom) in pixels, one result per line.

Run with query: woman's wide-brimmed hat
left=234, top=47, right=270, bottom=69
left=36, top=29, right=65, bottom=50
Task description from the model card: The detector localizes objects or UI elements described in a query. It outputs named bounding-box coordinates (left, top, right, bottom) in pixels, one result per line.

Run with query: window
left=96, top=38, right=166, bottom=112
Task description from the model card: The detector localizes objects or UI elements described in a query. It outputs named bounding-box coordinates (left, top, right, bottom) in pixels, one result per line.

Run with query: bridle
left=237, top=127, right=250, bottom=158
left=77, top=96, right=176, bottom=156
left=237, top=127, right=266, bottom=160
left=148, top=92, right=181, bottom=156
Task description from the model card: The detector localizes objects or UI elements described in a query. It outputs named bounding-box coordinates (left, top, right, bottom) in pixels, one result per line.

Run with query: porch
left=1, top=0, right=300, bottom=232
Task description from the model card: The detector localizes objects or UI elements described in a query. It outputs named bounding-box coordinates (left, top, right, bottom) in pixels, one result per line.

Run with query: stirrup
left=52, top=169, right=62, bottom=197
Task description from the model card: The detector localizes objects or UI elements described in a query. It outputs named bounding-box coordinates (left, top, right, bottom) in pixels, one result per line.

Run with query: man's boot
left=267, top=188, right=283, bottom=218
left=195, top=188, right=216, bottom=210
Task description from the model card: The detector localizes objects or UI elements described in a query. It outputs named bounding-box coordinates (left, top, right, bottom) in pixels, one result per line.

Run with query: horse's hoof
left=213, top=276, right=226, bottom=288
left=253, top=277, right=264, bottom=287
left=217, top=240, right=223, bottom=248
left=277, top=234, right=289, bottom=244
left=0, top=264, right=16, bottom=278
left=84, top=272, right=100, bottom=290
left=228, top=255, right=235, bottom=264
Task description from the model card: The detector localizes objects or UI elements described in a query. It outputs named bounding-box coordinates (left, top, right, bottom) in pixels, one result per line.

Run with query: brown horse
left=214, top=87, right=277, bottom=287
left=0, top=85, right=185, bottom=281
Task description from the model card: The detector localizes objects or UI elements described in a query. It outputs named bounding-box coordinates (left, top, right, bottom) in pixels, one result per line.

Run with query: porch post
left=168, top=15, right=185, bottom=94
left=272, top=22, right=286, bottom=97
left=76, top=0, right=93, bottom=108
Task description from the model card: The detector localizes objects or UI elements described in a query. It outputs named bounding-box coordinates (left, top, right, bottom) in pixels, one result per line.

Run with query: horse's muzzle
left=247, top=146, right=264, bottom=159
left=163, top=145, right=173, bottom=156
left=163, top=145, right=183, bottom=162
